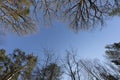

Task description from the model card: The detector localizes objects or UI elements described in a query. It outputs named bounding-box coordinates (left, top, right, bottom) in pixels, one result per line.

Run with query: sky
left=0, top=16, right=120, bottom=60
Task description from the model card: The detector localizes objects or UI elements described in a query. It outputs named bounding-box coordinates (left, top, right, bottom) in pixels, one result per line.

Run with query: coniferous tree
left=0, top=49, right=37, bottom=80
left=105, top=42, right=120, bottom=65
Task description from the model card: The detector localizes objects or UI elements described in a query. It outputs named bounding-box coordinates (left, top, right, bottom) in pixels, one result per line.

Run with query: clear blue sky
left=0, top=16, right=120, bottom=60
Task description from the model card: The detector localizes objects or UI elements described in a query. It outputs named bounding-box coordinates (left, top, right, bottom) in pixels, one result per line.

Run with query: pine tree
left=0, top=49, right=37, bottom=80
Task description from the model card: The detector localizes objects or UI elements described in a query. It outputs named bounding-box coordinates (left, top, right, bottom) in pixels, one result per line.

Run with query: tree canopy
left=61, top=49, right=120, bottom=80
left=0, top=49, right=37, bottom=80
left=0, top=0, right=37, bottom=35
left=33, top=63, right=62, bottom=80
left=0, top=48, right=63, bottom=80
left=0, top=0, right=120, bottom=35
left=105, top=42, right=120, bottom=65
left=1, top=43, right=120, bottom=80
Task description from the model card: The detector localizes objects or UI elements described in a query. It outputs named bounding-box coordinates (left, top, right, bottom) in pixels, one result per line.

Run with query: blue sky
left=0, top=16, right=120, bottom=60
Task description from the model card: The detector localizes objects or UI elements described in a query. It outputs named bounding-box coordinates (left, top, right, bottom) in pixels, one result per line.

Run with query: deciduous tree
left=1, top=0, right=120, bottom=35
